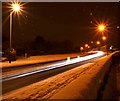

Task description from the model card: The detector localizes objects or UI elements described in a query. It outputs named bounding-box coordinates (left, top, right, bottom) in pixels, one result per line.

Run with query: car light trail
left=2, top=51, right=105, bottom=82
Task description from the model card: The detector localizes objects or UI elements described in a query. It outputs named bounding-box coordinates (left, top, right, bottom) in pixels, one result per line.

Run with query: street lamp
left=102, top=36, right=107, bottom=51
left=98, top=24, right=105, bottom=32
left=5, top=2, right=23, bottom=63
left=88, top=46, right=90, bottom=49
left=85, top=44, right=89, bottom=52
left=10, top=2, right=21, bottom=49
left=102, top=36, right=106, bottom=41
left=91, top=41, right=93, bottom=44
left=96, top=41, right=100, bottom=50
left=96, top=41, right=100, bottom=45
left=80, top=47, right=83, bottom=50
left=12, top=3, right=21, bottom=12
left=80, top=47, right=83, bottom=53
left=85, top=44, right=88, bottom=48
left=96, top=23, right=107, bottom=36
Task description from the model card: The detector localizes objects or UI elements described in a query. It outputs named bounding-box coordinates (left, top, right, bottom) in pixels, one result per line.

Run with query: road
left=2, top=51, right=105, bottom=95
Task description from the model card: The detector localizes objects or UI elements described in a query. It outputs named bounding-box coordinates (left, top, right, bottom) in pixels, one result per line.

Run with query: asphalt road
left=2, top=51, right=105, bottom=95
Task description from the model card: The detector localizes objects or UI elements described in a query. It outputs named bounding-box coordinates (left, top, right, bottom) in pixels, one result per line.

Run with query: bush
left=5, top=48, right=17, bottom=63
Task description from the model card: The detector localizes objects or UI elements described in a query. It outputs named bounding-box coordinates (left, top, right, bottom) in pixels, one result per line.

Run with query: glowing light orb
left=96, top=41, right=100, bottom=45
left=12, top=3, right=20, bottom=12
left=98, top=24, right=105, bottom=31
left=102, top=36, right=106, bottom=41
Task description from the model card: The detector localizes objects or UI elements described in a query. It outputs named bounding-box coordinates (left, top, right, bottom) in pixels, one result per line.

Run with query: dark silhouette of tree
left=34, top=35, right=45, bottom=44
left=29, top=35, right=46, bottom=55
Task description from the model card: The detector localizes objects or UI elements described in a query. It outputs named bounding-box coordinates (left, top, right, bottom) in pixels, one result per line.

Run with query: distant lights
left=96, top=41, right=100, bottom=45
left=80, top=47, right=84, bottom=50
left=91, top=41, right=93, bottom=44
left=88, top=46, right=90, bottom=48
left=102, top=36, right=106, bottom=41
left=117, top=26, right=120, bottom=29
left=90, top=12, right=93, bottom=15
left=85, top=44, right=88, bottom=47
left=110, top=46, right=113, bottom=50
left=90, top=20, right=93, bottom=23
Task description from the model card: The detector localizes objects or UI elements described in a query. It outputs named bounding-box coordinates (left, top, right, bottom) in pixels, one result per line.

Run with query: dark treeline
left=2, top=35, right=80, bottom=56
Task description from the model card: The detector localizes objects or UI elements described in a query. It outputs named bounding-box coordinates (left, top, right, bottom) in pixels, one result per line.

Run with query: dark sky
left=2, top=2, right=119, bottom=47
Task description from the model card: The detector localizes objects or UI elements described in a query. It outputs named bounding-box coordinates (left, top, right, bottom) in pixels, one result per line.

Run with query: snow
left=50, top=56, right=111, bottom=99
left=2, top=52, right=117, bottom=100
left=50, top=53, right=115, bottom=99
left=2, top=52, right=114, bottom=100
left=1, top=53, right=83, bottom=69
left=2, top=63, right=94, bottom=99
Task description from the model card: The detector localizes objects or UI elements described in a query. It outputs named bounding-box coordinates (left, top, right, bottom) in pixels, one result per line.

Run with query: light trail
left=2, top=51, right=105, bottom=82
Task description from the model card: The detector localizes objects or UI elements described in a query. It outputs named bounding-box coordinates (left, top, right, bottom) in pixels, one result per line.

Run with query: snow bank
left=50, top=52, right=116, bottom=99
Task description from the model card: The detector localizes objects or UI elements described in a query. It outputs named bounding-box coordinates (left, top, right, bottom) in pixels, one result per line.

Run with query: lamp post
left=10, top=3, right=21, bottom=49
left=96, top=41, right=100, bottom=45
left=102, top=36, right=107, bottom=52
left=85, top=44, right=88, bottom=48
left=102, top=36, right=107, bottom=45
left=80, top=47, right=83, bottom=53
left=96, top=41, right=100, bottom=50
left=10, top=12, right=12, bottom=49
left=85, top=44, right=88, bottom=52
left=6, top=2, right=21, bottom=63
left=102, top=36, right=106, bottom=41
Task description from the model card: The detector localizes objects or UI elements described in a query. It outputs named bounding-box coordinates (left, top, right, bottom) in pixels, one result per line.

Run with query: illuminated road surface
left=2, top=51, right=104, bottom=81
left=2, top=51, right=105, bottom=94
left=2, top=51, right=104, bottom=82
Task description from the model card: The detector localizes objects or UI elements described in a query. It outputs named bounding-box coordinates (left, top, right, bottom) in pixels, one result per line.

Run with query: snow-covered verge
left=2, top=52, right=117, bottom=100
left=117, top=64, right=120, bottom=100
left=50, top=52, right=117, bottom=99
left=1, top=53, right=83, bottom=69
left=2, top=63, right=93, bottom=99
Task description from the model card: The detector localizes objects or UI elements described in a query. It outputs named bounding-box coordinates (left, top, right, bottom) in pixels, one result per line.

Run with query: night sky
left=2, top=2, right=119, bottom=48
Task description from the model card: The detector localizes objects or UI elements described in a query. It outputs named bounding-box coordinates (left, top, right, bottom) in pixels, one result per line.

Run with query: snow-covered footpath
left=2, top=52, right=116, bottom=100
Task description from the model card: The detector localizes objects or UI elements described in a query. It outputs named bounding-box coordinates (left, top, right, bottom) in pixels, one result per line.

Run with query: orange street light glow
left=88, top=46, right=90, bottom=48
left=80, top=47, right=83, bottom=50
left=91, top=41, right=93, bottom=44
left=8, top=1, right=26, bottom=15
left=85, top=44, right=88, bottom=47
left=93, top=20, right=109, bottom=36
left=102, top=36, right=106, bottom=41
left=12, top=3, right=20, bottom=12
left=96, top=41, right=100, bottom=45
left=98, top=24, right=105, bottom=32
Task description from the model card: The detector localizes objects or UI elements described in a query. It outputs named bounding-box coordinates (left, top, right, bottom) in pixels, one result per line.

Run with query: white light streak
left=2, top=51, right=104, bottom=82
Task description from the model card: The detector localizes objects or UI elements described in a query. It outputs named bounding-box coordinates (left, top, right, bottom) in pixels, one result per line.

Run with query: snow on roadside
left=1, top=53, right=83, bottom=68
left=50, top=55, right=112, bottom=99
left=3, top=63, right=94, bottom=99
left=3, top=56, right=108, bottom=100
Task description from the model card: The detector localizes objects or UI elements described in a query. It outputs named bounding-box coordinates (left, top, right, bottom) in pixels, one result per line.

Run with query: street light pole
left=6, top=2, right=22, bottom=63
left=10, top=12, right=13, bottom=49
left=9, top=2, right=21, bottom=49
